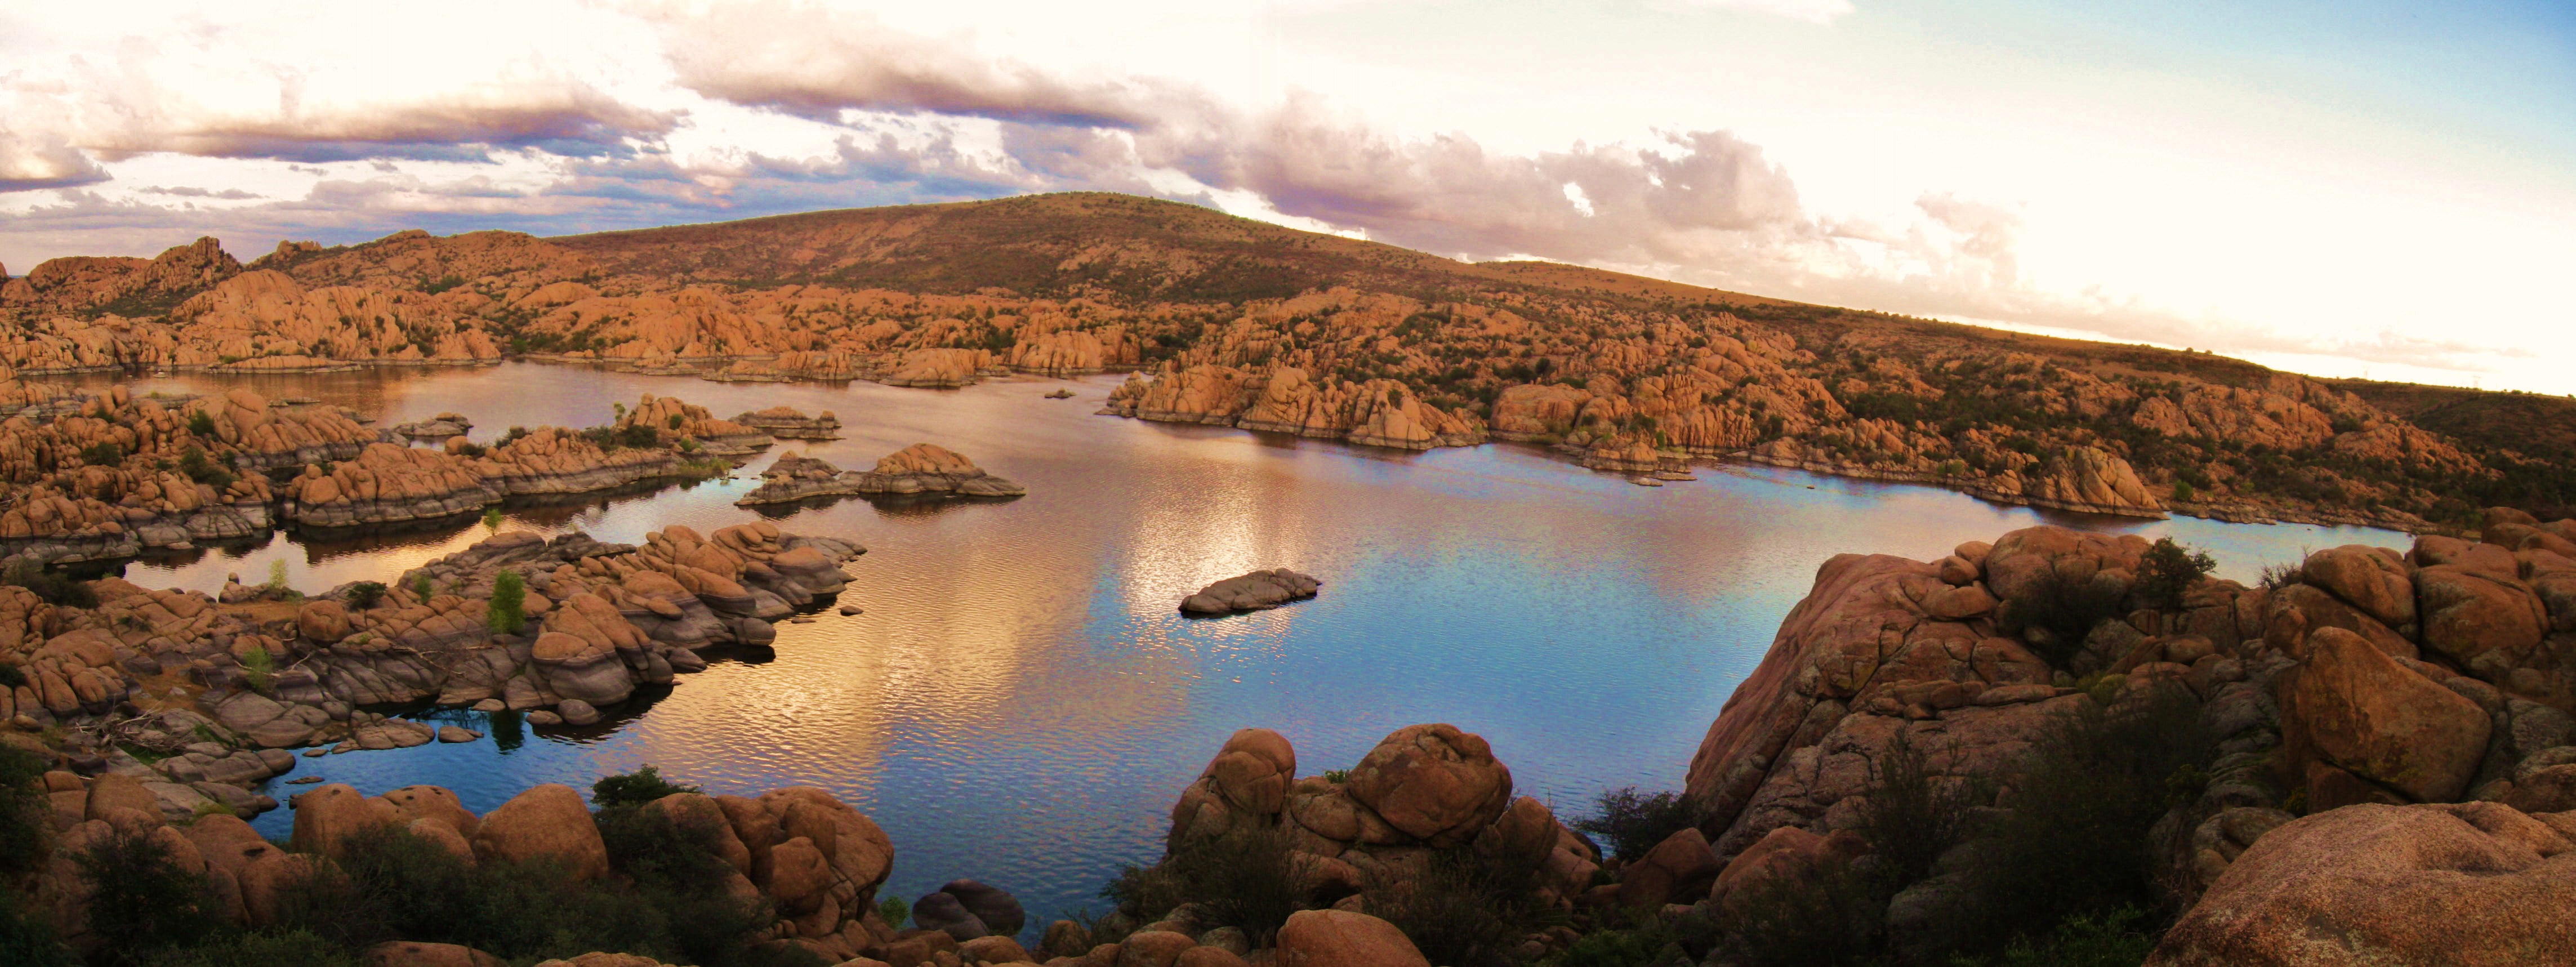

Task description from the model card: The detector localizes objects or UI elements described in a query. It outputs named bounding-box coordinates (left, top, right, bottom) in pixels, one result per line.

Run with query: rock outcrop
left=1161, top=725, right=1599, bottom=915
left=1178, top=569, right=1322, bottom=616
left=731, top=406, right=841, bottom=440
left=2149, top=801, right=2576, bottom=966
left=284, top=442, right=499, bottom=527
left=736, top=444, right=1025, bottom=506
left=1104, top=364, right=1488, bottom=451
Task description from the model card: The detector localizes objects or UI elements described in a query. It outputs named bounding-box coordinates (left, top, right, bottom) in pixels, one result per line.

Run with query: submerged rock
left=1178, top=569, right=1321, bottom=616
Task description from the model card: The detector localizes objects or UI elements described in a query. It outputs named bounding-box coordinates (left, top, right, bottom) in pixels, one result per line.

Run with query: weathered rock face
left=286, top=442, right=498, bottom=527
left=2149, top=801, right=2576, bottom=966
left=473, top=784, right=610, bottom=879
left=2015, top=445, right=2165, bottom=516
left=2282, top=626, right=2491, bottom=802
left=1106, top=364, right=1487, bottom=451
left=735, top=444, right=1025, bottom=506
left=1008, top=327, right=1139, bottom=376
left=1178, top=570, right=1322, bottom=616
left=880, top=347, right=996, bottom=388
left=1682, top=527, right=2174, bottom=858
left=0, top=385, right=372, bottom=566
left=1161, top=724, right=1598, bottom=913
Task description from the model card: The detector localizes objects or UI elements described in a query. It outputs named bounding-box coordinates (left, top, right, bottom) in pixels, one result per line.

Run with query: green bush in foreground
left=591, top=765, right=699, bottom=808
left=485, top=570, right=527, bottom=635
left=1570, top=786, right=1699, bottom=862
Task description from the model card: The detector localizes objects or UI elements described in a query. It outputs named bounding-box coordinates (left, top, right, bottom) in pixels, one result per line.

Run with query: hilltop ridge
left=0, top=191, right=2563, bottom=528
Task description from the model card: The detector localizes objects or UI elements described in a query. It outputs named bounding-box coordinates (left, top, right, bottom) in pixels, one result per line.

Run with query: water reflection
left=66, top=363, right=2409, bottom=928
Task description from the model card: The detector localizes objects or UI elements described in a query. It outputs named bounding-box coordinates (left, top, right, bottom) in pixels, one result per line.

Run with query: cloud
left=647, top=1, right=1206, bottom=128
left=140, top=185, right=262, bottom=199
left=1654, top=0, right=1856, bottom=25
left=0, top=131, right=110, bottom=191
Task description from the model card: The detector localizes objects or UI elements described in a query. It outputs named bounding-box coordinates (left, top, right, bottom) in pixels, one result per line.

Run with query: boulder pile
left=1674, top=509, right=2576, bottom=964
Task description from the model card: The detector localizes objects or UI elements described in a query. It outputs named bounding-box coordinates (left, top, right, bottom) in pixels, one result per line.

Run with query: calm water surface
left=75, top=363, right=2403, bottom=925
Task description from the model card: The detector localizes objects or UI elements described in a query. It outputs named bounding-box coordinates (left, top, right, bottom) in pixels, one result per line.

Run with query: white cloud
left=1654, top=0, right=1856, bottom=25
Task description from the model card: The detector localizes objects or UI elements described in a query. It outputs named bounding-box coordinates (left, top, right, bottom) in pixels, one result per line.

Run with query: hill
left=0, top=191, right=2562, bottom=529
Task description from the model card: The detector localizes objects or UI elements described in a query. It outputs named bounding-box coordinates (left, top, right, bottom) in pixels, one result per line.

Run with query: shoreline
left=10, top=355, right=2432, bottom=540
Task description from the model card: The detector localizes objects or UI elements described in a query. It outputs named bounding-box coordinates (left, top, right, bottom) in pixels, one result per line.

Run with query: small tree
left=2136, top=537, right=2217, bottom=610
left=239, top=647, right=275, bottom=693
left=265, top=559, right=292, bottom=593
left=591, top=765, right=699, bottom=808
left=482, top=506, right=504, bottom=531
left=78, top=442, right=124, bottom=466
left=486, top=571, right=526, bottom=635
left=408, top=572, right=434, bottom=603
left=346, top=581, right=387, bottom=609
left=186, top=411, right=219, bottom=437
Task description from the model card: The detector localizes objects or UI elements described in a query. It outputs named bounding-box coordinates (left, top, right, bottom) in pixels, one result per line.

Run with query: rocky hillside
left=4, top=192, right=2566, bottom=527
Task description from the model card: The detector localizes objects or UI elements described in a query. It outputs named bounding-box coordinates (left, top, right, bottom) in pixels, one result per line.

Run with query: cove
left=64, top=362, right=2404, bottom=925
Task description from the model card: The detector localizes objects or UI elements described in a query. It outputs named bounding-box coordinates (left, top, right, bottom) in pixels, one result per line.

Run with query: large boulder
left=1616, top=827, right=1721, bottom=908
left=2415, top=564, right=2547, bottom=678
left=1344, top=724, right=1513, bottom=846
left=470, top=785, right=608, bottom=880
left=939, top=878, right=1025, bottom=938
left=1170, top=728, right=1298, bottom=841
left=2285, top=626, right=2491, bottom=802
left=291, top=783, right=399, bottom=856
left=2299, top=545, right=2415, bottom=630
left=2149, top=802, right=2576, bottom=966
left=1273, top=910, right=1431, bottom=967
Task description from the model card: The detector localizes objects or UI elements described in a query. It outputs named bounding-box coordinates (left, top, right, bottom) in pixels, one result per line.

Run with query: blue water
left=87, top=363, right=2407, bottom=929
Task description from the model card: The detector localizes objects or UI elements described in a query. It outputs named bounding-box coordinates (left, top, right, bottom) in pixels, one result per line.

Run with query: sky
left=3, top=0, right=2571, bottom=393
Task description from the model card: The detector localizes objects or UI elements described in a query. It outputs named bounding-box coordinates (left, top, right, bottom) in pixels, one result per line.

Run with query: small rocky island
left=732, top=405, right=843, bottom=440
left=734, top=443, right=1027, bottom=506
left=1178, top=569, right=1322, bottom=616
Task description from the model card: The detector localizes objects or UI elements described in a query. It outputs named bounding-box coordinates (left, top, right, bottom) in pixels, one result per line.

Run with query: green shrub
left=1108, top=825, right=1304, bottom=946
left=1721, top=860, right=1883, bottom=967
left=239, top=647, right=275, bottom=693
left=78, top=442, right=124, bottom=466
left=75, top=824, right=224, bottom=965
left=486, top=571, right=526, bottom=635
left=667, top=413, right=686, bottom=430
left=0, top=563, right=94, bottom=608
left=591, top=765, right=698, bottom=808
left=178, top=447, right=235, bottom=488
left=265, top=559, right=292, bottom=592
left=409, top=572, right=434, bottom=601
left=1571, top=787, right=1699, bottom=861
left=2256, top=561, right=2302, bottom=591
left=2171, top=480, right=2195, bottom=502
left=0, top=891, right=74, bottom=967
left=1365, top=846, right=1554, bottom=967
left=877, top=895, right=910, bottom=930
left=1855, top=730, right=1978, bottom=888
left=153, top=930, right=360, bottom=967
left=0, top=663, right=21, bottom=690
left=2000, top=568, right=2128, bottom=669
left=1949, top=906, right=2156, bottom=967
left=1954, top=684, right=2213, bottom=952
left=482, top=506, right=504, bottom=531
left=2134, top=538, right=2216, bottom=610
left=0, top=744, right=50, bottom=879
left=187, top=411, right=219, bottom=437
left=346, top=581, right=386, bottom=609
left=451, top=440, right=488, bottom=458
left=271, top=821, right=794, bottom=966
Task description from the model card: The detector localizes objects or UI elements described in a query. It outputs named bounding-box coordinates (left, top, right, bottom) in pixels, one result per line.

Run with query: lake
left=71, top=362, right=2404, bottom=928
